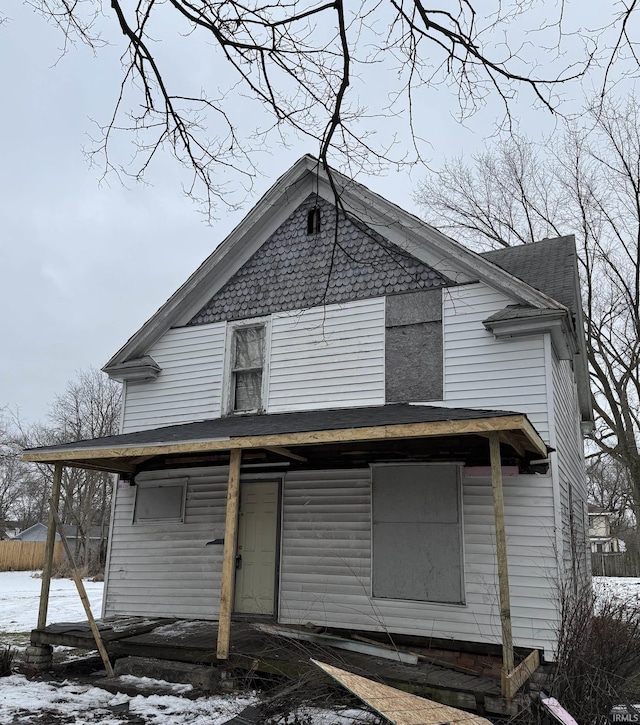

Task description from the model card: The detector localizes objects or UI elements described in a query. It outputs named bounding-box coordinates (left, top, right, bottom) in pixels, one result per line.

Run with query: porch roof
left=22, top=403, right=548, bottom=473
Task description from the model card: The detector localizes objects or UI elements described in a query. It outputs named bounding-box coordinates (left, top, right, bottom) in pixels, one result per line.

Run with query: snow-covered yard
left=0, top=571, right=375, bottom=724
left=0, top=570, right=104, bottom=634
left=3, top=572, right=640, bottom=724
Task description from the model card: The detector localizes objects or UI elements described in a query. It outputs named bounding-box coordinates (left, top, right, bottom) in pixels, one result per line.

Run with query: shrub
left=0, top=646, right=16, bottom=677
left=547, top=583, right=640, bottom=723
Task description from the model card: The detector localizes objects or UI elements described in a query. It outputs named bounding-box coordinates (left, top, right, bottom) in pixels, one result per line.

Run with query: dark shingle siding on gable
left=187, top=195, right=449, bottom=326
left=480, top=236, right=578, bottom=313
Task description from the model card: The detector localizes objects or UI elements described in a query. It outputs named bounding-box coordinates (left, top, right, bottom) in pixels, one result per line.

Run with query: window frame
left=222, top=317, right=270, bottom=415
left=132, top=479, right=188, bottom=524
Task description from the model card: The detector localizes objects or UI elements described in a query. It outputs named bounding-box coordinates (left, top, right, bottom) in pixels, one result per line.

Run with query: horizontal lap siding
left=268, top=299, right=385, bottom=412
left=443, top=284, right=550, bottom=442
left=552, top=356, right=590, bottom=582
left=279, top=469, right=559, bottom=654
left=104, top=467, right=228, bottom=619
left=122, top=324, right=225, bottom=433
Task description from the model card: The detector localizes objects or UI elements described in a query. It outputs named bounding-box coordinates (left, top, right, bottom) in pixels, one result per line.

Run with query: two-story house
left=24, top=156, right=592, bottom=686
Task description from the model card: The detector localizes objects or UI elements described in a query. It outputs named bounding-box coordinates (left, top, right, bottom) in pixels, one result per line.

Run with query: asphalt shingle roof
left=25, top=403, right=525, bottom=454
left=480, top=236, right=578, bottom=312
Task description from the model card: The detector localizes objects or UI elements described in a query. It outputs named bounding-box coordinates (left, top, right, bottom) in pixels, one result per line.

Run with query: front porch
left=22, top=402, right=551, bottom=706
left=29, top=615, right=539, bottom=717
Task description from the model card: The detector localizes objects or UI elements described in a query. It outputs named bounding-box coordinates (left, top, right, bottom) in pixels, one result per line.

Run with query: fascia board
left=485, top=314, right=578, bottom=360
left=569, top=253, right=594, bottom=426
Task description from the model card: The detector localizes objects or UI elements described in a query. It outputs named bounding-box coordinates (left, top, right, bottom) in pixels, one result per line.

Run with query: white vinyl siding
left=279, top=468, right=560, bottom=655
left=104, top=467, right=228, bottom=619
left=443, top=284, right=550, bottom=442
left=121, top=323, right=226, bottom=433
left=268, top=298, right=385, bottom=412
left=552, top=355, right=590, bottom=582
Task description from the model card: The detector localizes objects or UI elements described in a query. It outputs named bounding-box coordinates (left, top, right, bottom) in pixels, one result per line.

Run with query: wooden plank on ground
left=313, top=660, right=493, bottom=725
left=254, top=623, right=418, bottom=665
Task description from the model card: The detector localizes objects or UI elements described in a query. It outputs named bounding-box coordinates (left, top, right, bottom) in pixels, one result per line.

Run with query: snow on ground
left=0, top=570, right=103, bottom=633
left=0, top=675, right=259, bottom=724
left=0, top=571, right=375, bottom=724
left=593, top=576, right=640, bottom=607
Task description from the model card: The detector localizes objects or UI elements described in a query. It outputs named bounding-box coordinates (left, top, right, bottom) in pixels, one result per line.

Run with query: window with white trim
left=133, top=480, right=187, bottom=524
left=226, top=321, right=267, bottom=413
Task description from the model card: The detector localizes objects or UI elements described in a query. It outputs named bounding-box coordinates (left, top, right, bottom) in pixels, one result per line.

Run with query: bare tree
left=416, top=96, right=640, bottom=536
left=21, top=1, right=601, bottom=216
left=24, top=368, right=122, bottom=571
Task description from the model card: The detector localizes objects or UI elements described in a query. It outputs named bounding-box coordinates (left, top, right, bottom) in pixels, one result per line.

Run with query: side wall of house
left=443, top=284, right=550, bottom=441
left=552, top=354, right=590, bottom=584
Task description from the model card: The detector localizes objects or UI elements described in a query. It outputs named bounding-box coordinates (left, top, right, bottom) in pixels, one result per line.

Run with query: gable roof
left=188, top=193, right=449, bottom=326
left=103, top=155, right=566, bottom=373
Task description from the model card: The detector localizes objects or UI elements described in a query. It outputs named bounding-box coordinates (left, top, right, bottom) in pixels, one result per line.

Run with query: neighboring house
left=14, top=522, right=104, bottom=560
left=0, top=520, right=21, bottom=540
left=24, top=156, right=592, bottom=670
left=588, top=504, right=625, bottom=554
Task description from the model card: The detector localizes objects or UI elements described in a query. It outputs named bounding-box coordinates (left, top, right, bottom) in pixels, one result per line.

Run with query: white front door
left=234, top=481, right=279, bottom=615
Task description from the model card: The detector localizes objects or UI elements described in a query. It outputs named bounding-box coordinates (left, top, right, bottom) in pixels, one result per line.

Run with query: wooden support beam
left=23, top=413, right=548, bottom=464
left=37, top=463, right=63, bottom=630
left=503, top=649, right=540, bottom=699
left=217, top=449, right=242, bottom=660
left=50, top=506, right=114, bottom=677
left=499, top=432, right=525, bottom=457
left=264, top=446, right=307, bottom=463
left=489, top=432, right=515, bottom=696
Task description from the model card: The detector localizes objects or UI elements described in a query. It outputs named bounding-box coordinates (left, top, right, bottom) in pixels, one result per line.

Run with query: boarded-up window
left=133, top=480, right=187, bottom=523
left=372, top=464, right=463, bottom=603
left=385, top=289, right=443, bottom=402
left=231, top=325, right=265, bottom=412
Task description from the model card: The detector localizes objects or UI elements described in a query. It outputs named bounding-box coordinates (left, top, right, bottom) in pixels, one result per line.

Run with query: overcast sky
left=0, top=2, right=619, bottom=426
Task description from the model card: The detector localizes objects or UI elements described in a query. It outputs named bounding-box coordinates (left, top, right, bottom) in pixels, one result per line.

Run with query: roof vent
left=307, top=207, right=321, bottom=234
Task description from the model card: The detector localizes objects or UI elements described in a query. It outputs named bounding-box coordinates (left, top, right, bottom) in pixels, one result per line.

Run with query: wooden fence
left=0, top=541, right=63, bottom=571
left=591, top=550, right=640, bottom=577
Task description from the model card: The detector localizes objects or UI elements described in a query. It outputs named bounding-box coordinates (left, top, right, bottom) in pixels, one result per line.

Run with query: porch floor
left=30, top=617, right=525, bottom=717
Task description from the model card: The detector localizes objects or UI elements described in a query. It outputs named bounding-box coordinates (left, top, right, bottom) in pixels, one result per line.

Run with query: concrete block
left=113, top=656, right=219, bottom=693
left=24, top=645, right=53, bottom=670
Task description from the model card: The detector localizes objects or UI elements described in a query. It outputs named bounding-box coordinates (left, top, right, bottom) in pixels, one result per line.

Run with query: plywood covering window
left=372, top=464, right=464, bottom=603
left=133, top=480, right=187, bottom=524
left=226, top=321, right=267, bottom=413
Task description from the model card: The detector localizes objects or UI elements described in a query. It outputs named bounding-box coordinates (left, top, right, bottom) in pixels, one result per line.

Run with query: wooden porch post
left=37, top=462, right=63, bottom=630
left=489, top=432, right=515, bottom=692
left=217, top=448, right=242, bottom=660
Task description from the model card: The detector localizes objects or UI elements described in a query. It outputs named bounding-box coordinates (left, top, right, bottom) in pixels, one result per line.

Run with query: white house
left=24, top=156, right=592, bottom=691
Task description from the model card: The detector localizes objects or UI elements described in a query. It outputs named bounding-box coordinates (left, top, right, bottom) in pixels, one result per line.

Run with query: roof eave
left=483, top=311, right=578, bottom=360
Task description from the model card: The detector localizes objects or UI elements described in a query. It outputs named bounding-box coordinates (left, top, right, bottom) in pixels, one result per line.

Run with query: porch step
left=105, top=655, right=220, bottom=695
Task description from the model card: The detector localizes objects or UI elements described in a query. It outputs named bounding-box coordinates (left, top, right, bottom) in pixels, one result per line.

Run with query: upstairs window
left=228, top=323, right=266, bottom=413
